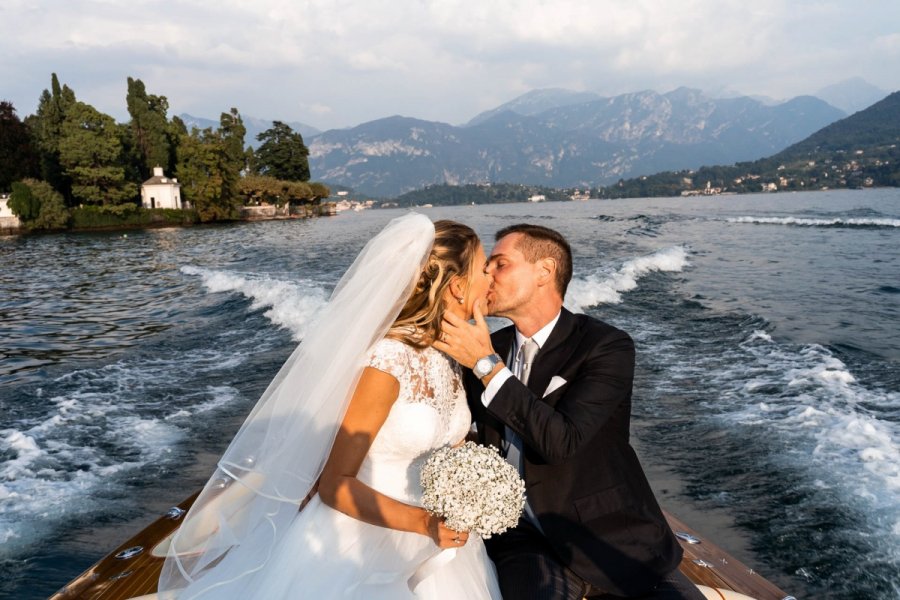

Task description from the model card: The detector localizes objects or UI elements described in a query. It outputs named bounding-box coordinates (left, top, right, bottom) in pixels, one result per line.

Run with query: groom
left=436, top=224, right=702, bottom=600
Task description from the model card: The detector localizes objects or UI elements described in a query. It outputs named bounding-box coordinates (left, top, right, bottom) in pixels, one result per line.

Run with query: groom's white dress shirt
left=481, top=311, right=561, bottom=532
left=481, top=311, right=561, bottom=406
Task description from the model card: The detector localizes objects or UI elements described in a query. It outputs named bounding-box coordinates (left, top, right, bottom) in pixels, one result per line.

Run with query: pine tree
left=174, top=112, right=245, bottom=222
left=218, top=108, right=246, bottom=203
left=254, top=121, right=310, bottom=181
left=30, top=73, right=76, bottom=202
left=59, top=101, right=134, bottom=205
left=126, top=77, right=172, bottom=178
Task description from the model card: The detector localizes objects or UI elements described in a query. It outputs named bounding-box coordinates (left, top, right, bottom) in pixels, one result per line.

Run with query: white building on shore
left=0, top=193, right=22, bottom=230
left=141, top=166, right=184, bottom=209
left=0, top=194, right=13, bottom=218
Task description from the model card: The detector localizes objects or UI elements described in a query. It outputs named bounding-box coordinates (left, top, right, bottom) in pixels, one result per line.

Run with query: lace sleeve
left=366, top=338, right=410, bottom=381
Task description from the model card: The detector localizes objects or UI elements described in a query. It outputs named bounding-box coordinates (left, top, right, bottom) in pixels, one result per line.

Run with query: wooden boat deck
left=50, top=494, right=792, bottom=599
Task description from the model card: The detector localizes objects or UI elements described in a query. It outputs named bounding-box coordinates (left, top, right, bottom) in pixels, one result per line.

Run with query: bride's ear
left=448, top=276, right=466, bottom=304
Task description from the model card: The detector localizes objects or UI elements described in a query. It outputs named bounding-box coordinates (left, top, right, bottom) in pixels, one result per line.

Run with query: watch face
left=475, top=356, right=494, bottom=377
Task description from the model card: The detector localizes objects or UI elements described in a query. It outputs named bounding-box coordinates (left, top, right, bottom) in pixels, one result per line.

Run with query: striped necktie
left=505, top=337, right=544, bottom=532
left=517, top=338, right=540, bottom=385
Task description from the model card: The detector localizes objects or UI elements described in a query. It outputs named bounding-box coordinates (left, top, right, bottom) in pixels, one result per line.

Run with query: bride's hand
left=426, top=514, right=469, bottom=548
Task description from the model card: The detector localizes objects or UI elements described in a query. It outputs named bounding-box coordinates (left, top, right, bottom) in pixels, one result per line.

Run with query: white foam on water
left=719, top=334, right=900, bottom=548
left=164, top=386, right=240, bottom=420
left=565, top=246, right=689, bottom=311
left=627, top=315, right=900, bottom=588
left=182, top=266, right=329, bottom=340
left=727, top=216, right=900, bottom=227
left=0, top=347, right=247, bottom=558
left=1, top=422, right=109, bottom=557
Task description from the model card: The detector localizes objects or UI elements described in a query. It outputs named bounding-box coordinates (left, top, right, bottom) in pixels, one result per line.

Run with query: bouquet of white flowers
left=420, top=441, right=526, bottom=538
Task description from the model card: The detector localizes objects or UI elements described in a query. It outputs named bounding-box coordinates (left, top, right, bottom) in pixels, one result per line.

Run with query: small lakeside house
left=141, top=166, right=185, bottom=210
left=0, top=193, right=22, bottom=230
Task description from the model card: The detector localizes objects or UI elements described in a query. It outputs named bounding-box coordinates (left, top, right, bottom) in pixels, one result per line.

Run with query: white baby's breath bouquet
left=420, top=441, right=526, bottom=538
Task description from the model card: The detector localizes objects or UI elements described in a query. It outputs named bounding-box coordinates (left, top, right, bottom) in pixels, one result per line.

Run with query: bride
left=159, top=214, right=502, bottom=599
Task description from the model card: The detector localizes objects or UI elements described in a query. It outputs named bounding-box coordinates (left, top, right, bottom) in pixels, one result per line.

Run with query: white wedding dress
left=175, top=338, right=502, bottom=599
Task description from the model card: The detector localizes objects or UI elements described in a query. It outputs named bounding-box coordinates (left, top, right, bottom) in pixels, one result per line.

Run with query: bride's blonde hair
left=388, top=220, right=480, bottom=348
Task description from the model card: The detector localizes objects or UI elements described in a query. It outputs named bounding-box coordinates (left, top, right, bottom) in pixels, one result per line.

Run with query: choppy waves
left=628, top=310, right=900, bottom=593
left=181, top=266, right=329, bottom=340
left=565, top=246, right=689, bottom=311
left=727, top=332, right=900, bottom=519
left=0, top=266, right=334, bottom=559
left=727, top=216, right=900, bottom=228
left=0, top=354, right=243, bottom=559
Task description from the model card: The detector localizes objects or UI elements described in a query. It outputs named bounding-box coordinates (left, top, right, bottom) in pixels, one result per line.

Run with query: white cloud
left=0, top=0, right=898, bottom=130
left=873, top=33, right=900, bottom=54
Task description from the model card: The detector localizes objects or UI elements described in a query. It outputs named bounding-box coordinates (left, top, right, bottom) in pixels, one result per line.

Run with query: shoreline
left=3, top=185, right=895, bottom=237
left=0, top=211, right=338, bottom=237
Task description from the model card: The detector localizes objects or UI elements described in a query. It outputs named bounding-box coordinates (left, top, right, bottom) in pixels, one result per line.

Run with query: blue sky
left=2, top=0, right=899, bottom=130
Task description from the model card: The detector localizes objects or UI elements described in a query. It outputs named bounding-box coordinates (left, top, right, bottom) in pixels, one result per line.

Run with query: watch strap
left=473, top=353, right=501, bottom=378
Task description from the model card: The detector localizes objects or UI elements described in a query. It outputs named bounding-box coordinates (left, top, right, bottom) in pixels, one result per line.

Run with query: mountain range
left=813, top=77, right=889, bottom=115
left=307, top=87, right=848, bottom=196
left=600, top=90, right=900, bottom=199
left=775, top=89, right=900, bottom=159
left=181, top=80, right=890, bottom=198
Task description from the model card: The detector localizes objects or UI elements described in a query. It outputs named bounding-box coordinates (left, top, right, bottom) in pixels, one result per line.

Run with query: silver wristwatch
left=473, top=353, right=501, bottom=378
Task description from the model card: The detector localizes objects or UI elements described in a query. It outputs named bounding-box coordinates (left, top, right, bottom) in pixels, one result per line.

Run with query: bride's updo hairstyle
left=389, top=219, right=480, bottom=348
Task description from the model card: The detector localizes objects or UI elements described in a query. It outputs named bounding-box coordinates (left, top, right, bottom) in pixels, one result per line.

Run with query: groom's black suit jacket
left=465, top=308, right=682, bottom=597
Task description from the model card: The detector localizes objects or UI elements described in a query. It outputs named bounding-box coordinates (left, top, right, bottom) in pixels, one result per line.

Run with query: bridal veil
left=159, top=212, right=436, bottom=597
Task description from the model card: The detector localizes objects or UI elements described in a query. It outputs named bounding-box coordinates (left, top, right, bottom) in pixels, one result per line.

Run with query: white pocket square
left=543, top=376, right=568, bottom=397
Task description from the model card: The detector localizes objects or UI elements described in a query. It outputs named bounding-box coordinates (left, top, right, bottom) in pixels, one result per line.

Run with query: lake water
left=1, top=189, right=898, bottom=598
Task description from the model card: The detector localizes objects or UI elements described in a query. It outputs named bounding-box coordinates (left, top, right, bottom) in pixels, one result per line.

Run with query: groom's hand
left=434, top=299, right=494, bottom=370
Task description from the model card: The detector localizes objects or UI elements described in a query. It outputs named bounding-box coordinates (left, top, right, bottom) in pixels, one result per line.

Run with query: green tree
left=237, top=175, right=329, bottom=208
left=175, top=125, right=242, bottom=222
left=59, top=101, right=134, bottom=205
left=0, top=101, right=38, bottom=191
left=244, top=145, right=257, bottom=175
left=126, top=77, right=172, bottom=178
left=9, top=178, right=69, bottom=229
left=166, top=115, right=188, bottom=177
left=308, top=181, right=330, bottom=201
left=218, top=108, right=246, bottom=202
left=254, top=121, right=310, bottom=181
left=285, top=180, right=312, bottom=203
left=8, top=181, right=40, bottom=220
left=27, top=178, right=68, bottom=229
left=29, top=73, right=76, bottom=201
left=238, top=174, right=284, bottom=205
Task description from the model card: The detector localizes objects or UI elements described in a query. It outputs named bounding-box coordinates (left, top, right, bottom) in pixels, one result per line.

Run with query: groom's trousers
left=486, top=518, right=706, bottom=600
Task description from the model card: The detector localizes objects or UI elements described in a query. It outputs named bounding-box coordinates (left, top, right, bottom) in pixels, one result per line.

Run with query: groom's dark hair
left=496, top=224, right=572, bottom=297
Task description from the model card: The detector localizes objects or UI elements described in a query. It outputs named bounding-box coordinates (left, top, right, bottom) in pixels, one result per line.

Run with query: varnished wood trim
left=50, top=493, right=791, bottom=600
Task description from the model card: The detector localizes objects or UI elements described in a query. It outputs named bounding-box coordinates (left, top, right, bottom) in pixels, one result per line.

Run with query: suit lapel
left=479, top=311, right=581, bottom=445
left=493, top=326, right=517, bottom=366
left=527, top=309, right=581, bottom=404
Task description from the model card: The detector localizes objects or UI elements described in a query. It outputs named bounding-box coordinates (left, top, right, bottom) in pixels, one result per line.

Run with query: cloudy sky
left=2, top=0, right=899, bottom=131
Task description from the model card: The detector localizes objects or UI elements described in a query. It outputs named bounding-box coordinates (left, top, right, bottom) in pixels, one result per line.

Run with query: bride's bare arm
left=317, top=366, right=467, bottom=549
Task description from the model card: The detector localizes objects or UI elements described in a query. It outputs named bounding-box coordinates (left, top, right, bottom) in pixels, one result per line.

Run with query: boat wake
left=181, top=266, right=329, bottom=340
left=726, top=216, right=900, bottom=228
left=725, top=331, right=900, bottom=520
left=0, top=353, right=244, bottom=560
left=565, top=246, right=689, bottom=311
left=623, top=308, right=900, bottom=595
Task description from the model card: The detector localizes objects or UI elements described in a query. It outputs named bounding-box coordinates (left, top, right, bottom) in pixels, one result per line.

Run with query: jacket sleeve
left=486, top=328, right=635, bottom=464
